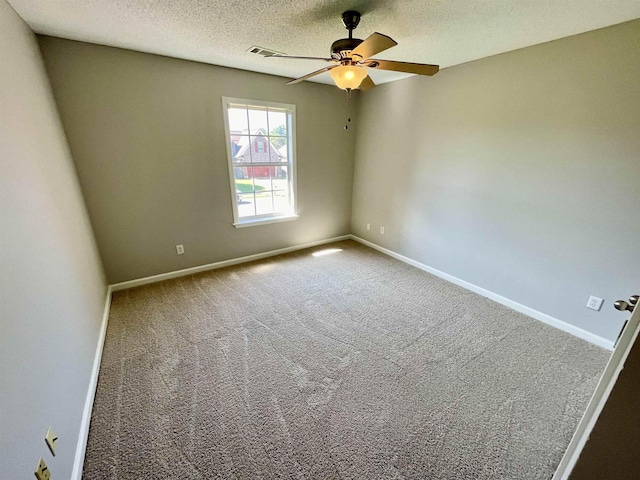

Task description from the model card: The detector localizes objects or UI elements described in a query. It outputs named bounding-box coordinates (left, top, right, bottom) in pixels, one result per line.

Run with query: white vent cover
left=247, top=46, right=285, bottom=57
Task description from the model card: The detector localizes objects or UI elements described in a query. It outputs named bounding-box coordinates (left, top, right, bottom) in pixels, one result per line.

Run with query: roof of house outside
left=233, top=128, right=283, bottom=161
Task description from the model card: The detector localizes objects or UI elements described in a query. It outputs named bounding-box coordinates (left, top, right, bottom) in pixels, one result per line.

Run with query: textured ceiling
left=8, top=0, right=640, bottom=86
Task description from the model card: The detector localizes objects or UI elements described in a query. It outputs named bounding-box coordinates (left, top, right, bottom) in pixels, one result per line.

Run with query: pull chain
left=344, top=88, right=352, bottom=130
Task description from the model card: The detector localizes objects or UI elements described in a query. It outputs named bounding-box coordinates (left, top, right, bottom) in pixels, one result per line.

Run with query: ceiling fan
left=268, top=10, right=439, bottom=91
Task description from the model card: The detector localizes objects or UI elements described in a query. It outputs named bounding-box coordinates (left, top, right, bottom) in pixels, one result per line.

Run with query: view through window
left=222, top=98, right=296, bottom=226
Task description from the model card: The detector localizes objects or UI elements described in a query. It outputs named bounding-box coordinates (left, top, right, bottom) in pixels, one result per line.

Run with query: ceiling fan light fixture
left=329, top=65, right=368, bottom=90
left=276, top=11, right=438, bottom=90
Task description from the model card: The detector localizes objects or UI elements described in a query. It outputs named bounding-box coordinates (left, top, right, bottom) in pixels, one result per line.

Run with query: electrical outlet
left=586, top=295, right=604, bottom=311
left=35, top=458, right=51, bottom=480
left=176, top=244, right=184, bottom=255
left=45, top=426, right=58, bottom=456
left=366, top=223, right=371, bottom=231
left=380, top=226, right=385, bottom=235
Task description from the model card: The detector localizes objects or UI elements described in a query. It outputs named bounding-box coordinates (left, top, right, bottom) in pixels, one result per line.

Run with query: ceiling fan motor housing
left=331, top=10, right=363, bottom=61
left=331, top=38, right=363, bottom=60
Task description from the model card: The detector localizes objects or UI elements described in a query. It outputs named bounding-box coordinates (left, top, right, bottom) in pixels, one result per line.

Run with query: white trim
left=552, top=306, right=640, bottom=479
left=110, top=235, right=351, bottom=291
left=233, top=214, right=299, bottom=228
left=349, top=235, right=614, bottom=351
left=71, top=285, right=113, bottom=480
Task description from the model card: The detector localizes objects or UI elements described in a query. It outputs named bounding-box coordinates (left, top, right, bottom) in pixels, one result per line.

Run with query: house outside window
left=222, top=98, right=297, bottom=227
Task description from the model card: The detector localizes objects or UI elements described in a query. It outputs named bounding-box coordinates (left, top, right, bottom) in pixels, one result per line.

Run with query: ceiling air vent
left=247, top=46, right=285, bottom=57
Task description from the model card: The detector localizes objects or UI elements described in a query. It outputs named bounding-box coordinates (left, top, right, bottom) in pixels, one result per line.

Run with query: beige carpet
left=84, top=240, right=608, bottom=479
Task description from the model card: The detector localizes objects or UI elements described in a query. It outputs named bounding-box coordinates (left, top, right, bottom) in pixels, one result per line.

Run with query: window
left=222, top=97, right=297, bottom=227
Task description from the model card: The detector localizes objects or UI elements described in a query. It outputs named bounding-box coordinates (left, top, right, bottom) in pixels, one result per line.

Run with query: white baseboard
left=71, top=285, right=113, bottom=480
left=349, top=235, right=614, bottom=351
left=111, top=235, right=351, bottom=291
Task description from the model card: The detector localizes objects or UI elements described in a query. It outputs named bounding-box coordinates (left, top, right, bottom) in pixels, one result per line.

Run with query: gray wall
left=0, top=1, right=107, bottom=478
left=38, top=37, right=357, bottom=284
left=351, top=20, right=640, bottom=343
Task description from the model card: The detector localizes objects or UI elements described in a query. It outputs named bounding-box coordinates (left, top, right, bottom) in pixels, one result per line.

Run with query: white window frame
left=222, top=97, right=298, bottom=228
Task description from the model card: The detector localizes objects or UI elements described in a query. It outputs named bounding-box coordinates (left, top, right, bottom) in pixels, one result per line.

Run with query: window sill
left=233, top=214, right=299, bottom=228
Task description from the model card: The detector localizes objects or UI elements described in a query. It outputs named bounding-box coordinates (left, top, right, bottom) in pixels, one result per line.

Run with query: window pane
left=272, top=165, right=288, bottom=188
left=254, top=166, right=274, bottom=216
left=268, top=110, right=287, bottom=137
left=238, top=195, right=256, bottom=218
left=248, top=135, right=271, bottom=163
left=269, top=136, right=287, bottom=163
left=233, top=166, right=245, bottom=181
left=247, top=107, right=268, bottom=133
left=224, top=98, right=295, bottom=225
left=235, top=167, right=256, bottom=218
left=234, top=166, right=252, bottom=182
left=228, top=106, right=248, bottom=132
left=255, top=192, right=275, bottom=216
left=231, top=135, right=250, bottom=163
left=273, top=165, right=290, bottom=214
left=252, top=166, right=271, bottom=196
left=273, top=188, right=290, bottom=214
left=255, top=173, right=273, bottom=215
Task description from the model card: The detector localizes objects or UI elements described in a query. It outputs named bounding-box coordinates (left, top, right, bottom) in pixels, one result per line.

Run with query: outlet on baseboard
left=176, top=244, right=184, bottom=255
left=380, top=226, right=385, bottom=235
left=366, top=223, right=371, bottom=231
left=586, top=295, right=603, bottom=311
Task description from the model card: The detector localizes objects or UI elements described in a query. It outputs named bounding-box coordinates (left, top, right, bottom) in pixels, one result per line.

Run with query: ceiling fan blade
left=351, top=32, right=397, bottom=60
left=366, top=59, right=439, bottom=76
left=287, top=66, right=336, bottom=85
left=267, top=55, right=336, bottom=62
left=358, top=75, right=376, bottom=91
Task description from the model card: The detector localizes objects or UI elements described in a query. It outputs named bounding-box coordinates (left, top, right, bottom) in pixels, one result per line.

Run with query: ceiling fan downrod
left=332, top=11, right=363, bottom=60
left=341, top=10, right=361, bottom=39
